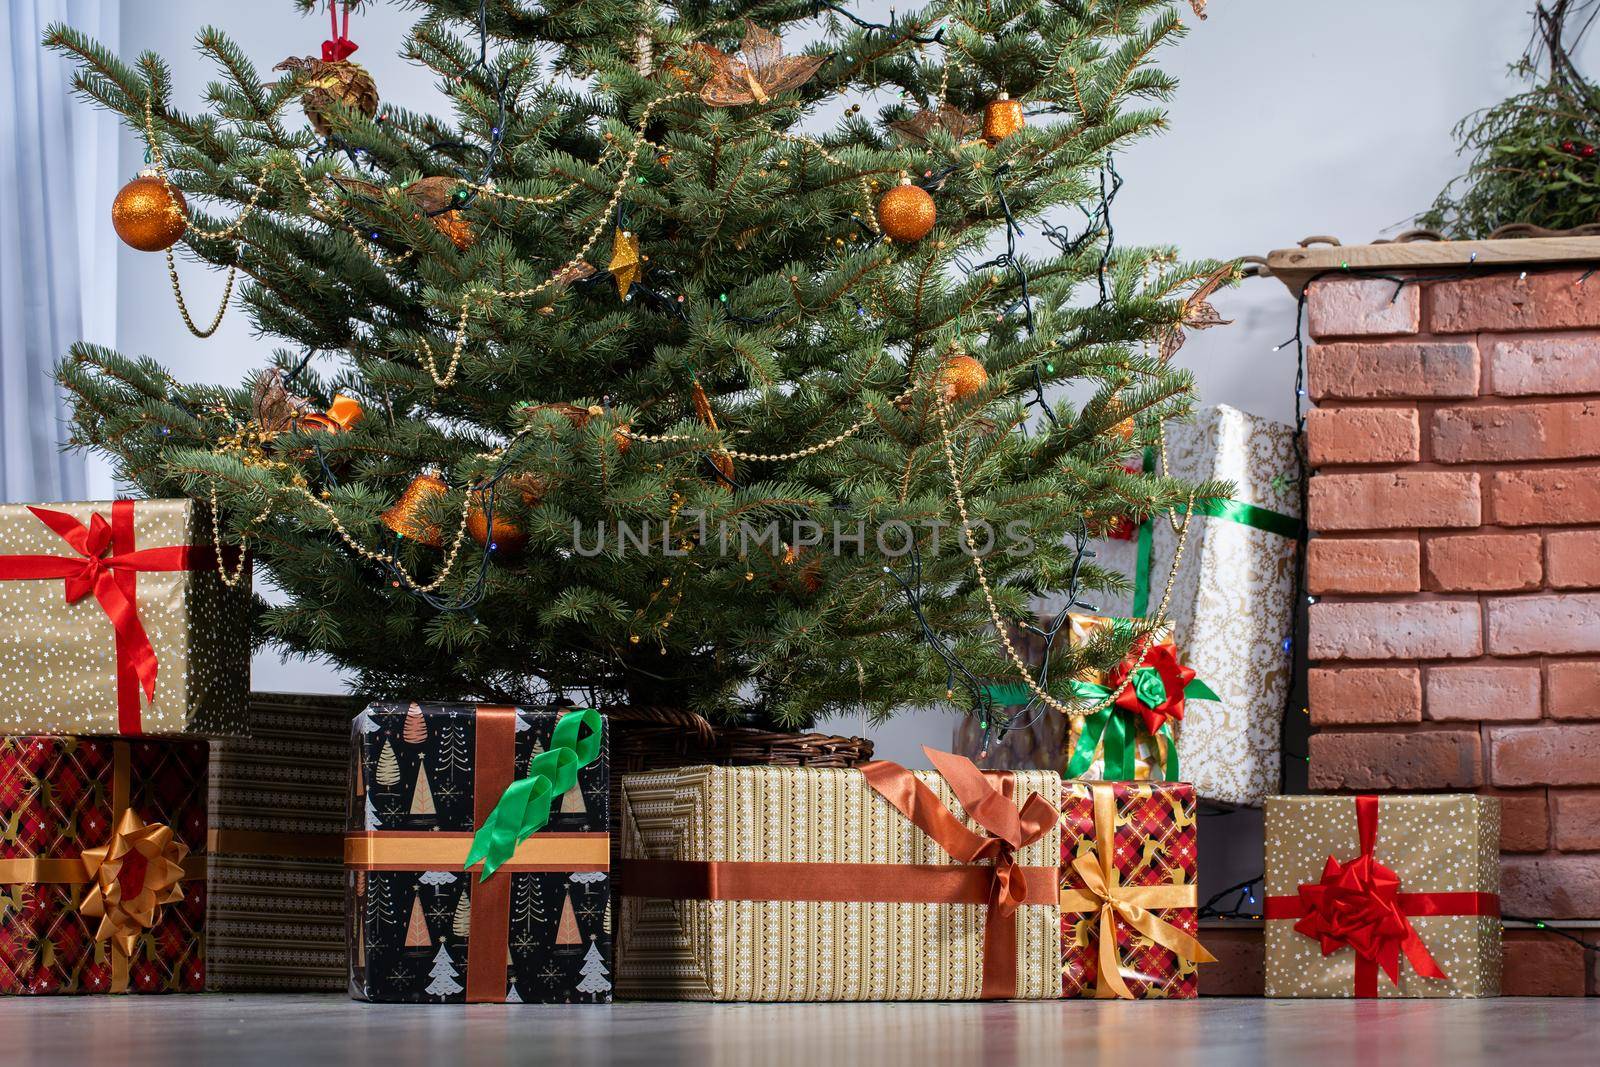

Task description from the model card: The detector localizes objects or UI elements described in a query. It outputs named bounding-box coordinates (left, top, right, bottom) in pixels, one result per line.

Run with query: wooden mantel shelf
left=1265, top=235, right=1600, bottom=295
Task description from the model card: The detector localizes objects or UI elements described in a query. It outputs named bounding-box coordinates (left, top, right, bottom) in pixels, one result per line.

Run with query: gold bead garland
left=929, top=356, right=1194, bottom=719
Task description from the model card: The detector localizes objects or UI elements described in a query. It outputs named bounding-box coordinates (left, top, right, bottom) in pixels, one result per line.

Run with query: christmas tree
left=576, top=936, right=611, bottom=998
left=425, top=943, right=463, bottom=998
left=46, top=0, right=1225, bottom=729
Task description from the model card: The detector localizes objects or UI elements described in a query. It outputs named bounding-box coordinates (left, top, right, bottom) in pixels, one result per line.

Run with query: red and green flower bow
left=1064, top=638, right=1219, bottom=780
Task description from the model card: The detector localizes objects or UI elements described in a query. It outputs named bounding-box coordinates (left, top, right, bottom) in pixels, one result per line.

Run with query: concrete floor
left=2, top=996, right=1597, bottom=1066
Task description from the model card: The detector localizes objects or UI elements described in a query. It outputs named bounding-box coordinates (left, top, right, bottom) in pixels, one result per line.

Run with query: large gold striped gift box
left=206, top=692, right=361, bottom=991
left=616, top=756, right=1061, bottom=1001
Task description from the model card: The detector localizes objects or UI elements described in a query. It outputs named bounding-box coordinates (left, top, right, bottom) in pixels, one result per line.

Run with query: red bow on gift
left=0, top=502, right=216, bottom=733
left=1105, top=641, right=1195, bottom=736
left=1262, top=794, right=1503, bottom=997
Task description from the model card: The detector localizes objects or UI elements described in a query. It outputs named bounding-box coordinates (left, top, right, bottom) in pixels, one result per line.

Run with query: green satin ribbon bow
left=464, top=707, right=603, bottom=881
left=1062, top=676, right=1219, bottom=781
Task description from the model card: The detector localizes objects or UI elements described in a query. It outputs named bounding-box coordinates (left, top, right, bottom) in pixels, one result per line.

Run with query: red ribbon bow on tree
left=1105, top=640, right=1196, bottom=736
left=323, top=1, right=358, bottom=62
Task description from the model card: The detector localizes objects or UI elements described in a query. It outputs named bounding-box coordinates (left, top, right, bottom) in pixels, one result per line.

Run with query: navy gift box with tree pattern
left=346, top=703, right=610, bottom=1003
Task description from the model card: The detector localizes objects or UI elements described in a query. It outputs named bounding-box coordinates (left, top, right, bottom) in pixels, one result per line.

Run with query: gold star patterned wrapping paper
left=0, top=499, right=250, bottom=736
left=616, top=765, right=1061, bottom=1001
left=1264, top=794, right=1501, bottom=998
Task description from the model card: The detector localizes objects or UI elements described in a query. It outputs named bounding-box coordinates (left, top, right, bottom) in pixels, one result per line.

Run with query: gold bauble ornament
left=112, top=169, right=188, bottom=252
left=404, top=176, right=476, bottom=251
left=380, top=473, right=449, bottom=547
left=937, top=354, right=988, bottom=403
left=982, top=93, right=1026, bottom=144
left=877, top=179, right=936, bottom=242
left=274, top=56, right=380, bottom=136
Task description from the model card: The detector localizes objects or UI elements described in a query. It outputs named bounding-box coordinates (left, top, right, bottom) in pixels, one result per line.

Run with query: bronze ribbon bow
left=861, top=746, right=1060, bottom=999
left=0, top=741, right=205, bottom=993
left=296, top=394, right=363, bottom=433
left=1057, top=782, right=1215, bottom=999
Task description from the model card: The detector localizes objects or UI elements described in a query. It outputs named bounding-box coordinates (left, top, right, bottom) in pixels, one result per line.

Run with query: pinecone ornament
left=275, top=55, right=379, bottom=136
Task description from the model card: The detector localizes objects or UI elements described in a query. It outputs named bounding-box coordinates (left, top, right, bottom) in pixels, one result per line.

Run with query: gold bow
left=77, top=808, right=191, bottom=991
left=1058, top=783, right=1216, bottom=999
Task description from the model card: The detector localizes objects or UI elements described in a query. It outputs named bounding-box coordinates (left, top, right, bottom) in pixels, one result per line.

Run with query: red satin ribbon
left=0, top=502, right=215, bottom=734
left=323, top=1, right=358, bottom=61
left=861, top=746, right=1059, bottom=999
left=1106, top=641, right=1194, bottom=736
left=1262, top=795, right=1500, bottom=997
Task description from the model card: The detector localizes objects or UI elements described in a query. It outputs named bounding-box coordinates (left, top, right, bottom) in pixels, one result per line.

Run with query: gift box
left=0, top=498, right=251, bottom=736
left=346, top=703, right=611, bottom=1003
left=1263, top=794, right=1501, bottom=998
left=1059, top=779, right=1212, bottom=998
left=1094, top=405, right=1301, bottom=805
left=615, top=749, right=1061, bottom=1001
left=207, top=692, right=362, bottom=991
left=0, top=735, right=208, bottom=994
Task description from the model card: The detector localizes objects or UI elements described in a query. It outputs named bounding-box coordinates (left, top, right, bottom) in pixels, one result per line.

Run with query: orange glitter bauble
left=380, top=473, right=449, bottom=547
left=982, top=93, right=1025, bottom=144
left=877, top=180, right=936, bottom=242
left=937, top=354, right=989, bottom=403
left=112, top=170, right=188, bottom=252
left=466, top=505, right=527, bottom=556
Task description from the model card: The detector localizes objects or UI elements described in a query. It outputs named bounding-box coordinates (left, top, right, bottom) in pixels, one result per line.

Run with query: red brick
left=1307, top=342, right=1479, bottom=401
left=1546, top=530, right=1600, bottom=589
left=1490, top=723, right=1600, bottom=786
left=1488, top=334, right=1600, bottom=396
left=1308, top=729, right=1483, bottom=790
left=1502, top=933, right=1588, bottom=995
left=1431, top=401, right=1600, bottom=463
left=1425, top=665, right=1542, bottom=721
left=1198, top=926, right=1263, bottom=996
left=1491, top=466, right=1600, bottom=526
left=1548, top=661, right=1600, bottom=719
left=1423, top=533, right=1543, bottom=592
left=1309, top=600, right=1482, bottom=661
left=1430, top=270, right=1600, bottom=333
left=1482, top=788, right=1549, bottom=852
left=1308, top=471, right=1480, bottom=531
left=1501, top=853, right=1600, bottom=918
left=1306, top=538, right=1419, bottom=595
left=1307, top=277, right=1421, bottom=339
left=1306, top=407, right=1419, bottom=466
left=1488, top=594, right=1600, bottom=655
left=1308, top=667, right=1422, bottom=725
left=1551, top=790, right=1600, bottom=850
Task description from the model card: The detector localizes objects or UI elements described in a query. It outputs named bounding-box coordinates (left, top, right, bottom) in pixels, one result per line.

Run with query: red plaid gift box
left=1059, top=779, right=1212, bottom=998
left=0, top=736, right=208, bottom=994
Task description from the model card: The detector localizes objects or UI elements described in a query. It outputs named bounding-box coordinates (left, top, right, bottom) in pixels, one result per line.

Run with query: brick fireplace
left=1284, top=240, right=1600, bottom=994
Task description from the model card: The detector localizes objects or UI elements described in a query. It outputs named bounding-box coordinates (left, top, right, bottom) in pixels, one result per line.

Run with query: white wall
left=103, top=0, right=1559, bottom=750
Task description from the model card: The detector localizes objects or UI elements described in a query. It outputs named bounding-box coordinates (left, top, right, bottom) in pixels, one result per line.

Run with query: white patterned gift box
left=1094, top=405, right=1300, bottom=806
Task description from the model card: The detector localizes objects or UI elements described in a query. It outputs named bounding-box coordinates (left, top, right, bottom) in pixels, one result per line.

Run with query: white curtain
left=0, top=0, right=119, bottom=503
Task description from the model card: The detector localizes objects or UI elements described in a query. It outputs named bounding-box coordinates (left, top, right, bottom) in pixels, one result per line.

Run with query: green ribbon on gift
left=463, top=707, right=603, bottom=881
left=1129, top=447, right=1304, bottom=618
left=1062, top=676, right=1219, bottom=780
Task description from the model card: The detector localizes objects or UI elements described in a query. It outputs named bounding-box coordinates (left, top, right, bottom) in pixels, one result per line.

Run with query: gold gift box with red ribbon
left=0, top=735, right=208, bottom=995
left=615, top=750, right=1062, bottom=1001
left=0, top=499, right=250, bottom=736
left=1264, top=794, right=1501, bottom=998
